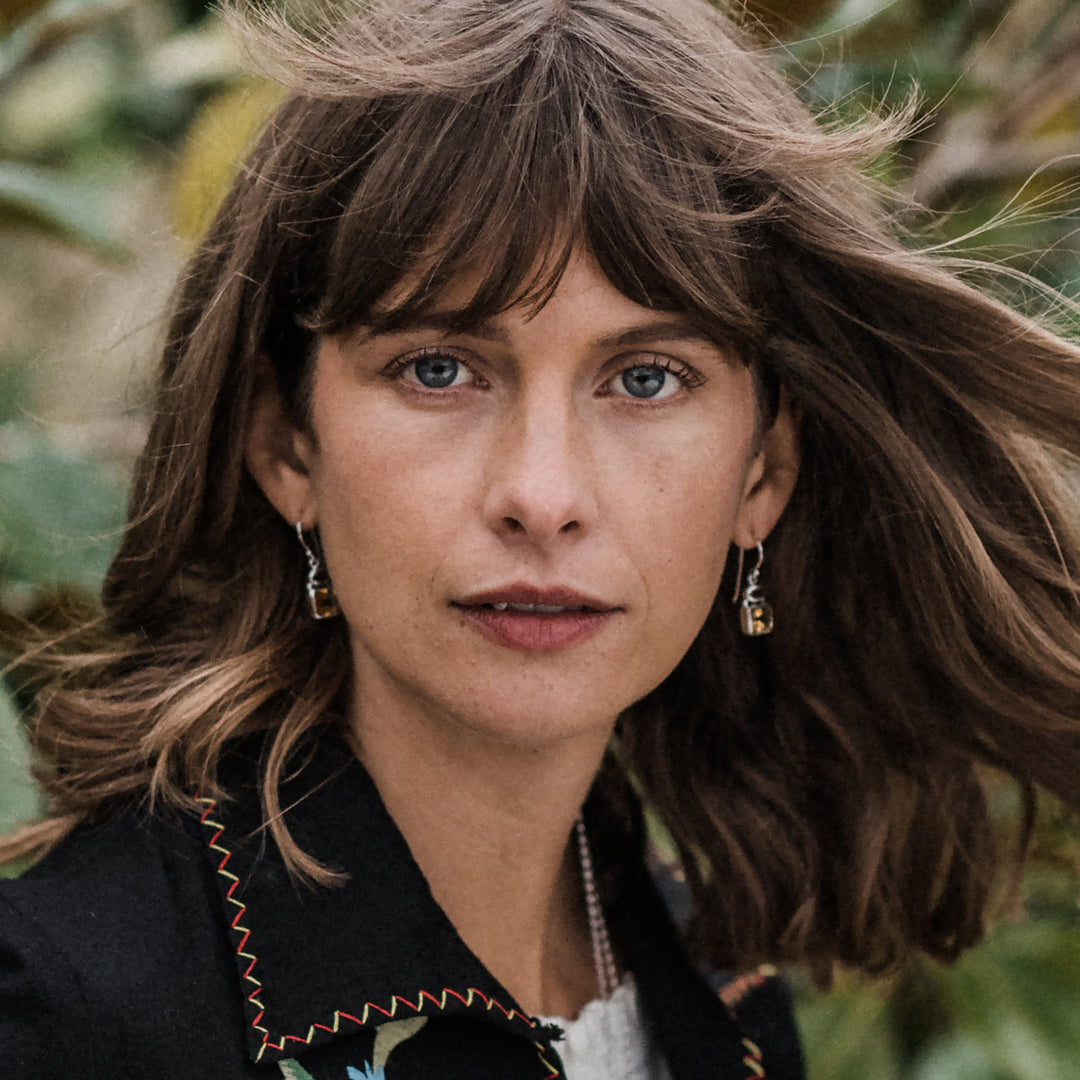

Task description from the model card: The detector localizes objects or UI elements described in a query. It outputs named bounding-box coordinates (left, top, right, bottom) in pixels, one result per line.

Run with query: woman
left=2, top=0, right=1079, bottom=1077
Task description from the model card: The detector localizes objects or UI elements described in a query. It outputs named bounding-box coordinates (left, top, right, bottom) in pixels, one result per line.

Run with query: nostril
left=499, top=515, right=580, bottom=537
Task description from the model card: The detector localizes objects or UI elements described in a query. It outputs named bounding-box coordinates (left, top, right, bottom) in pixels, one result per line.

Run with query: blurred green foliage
left=0, top=0, right=240, bottom=256
left=0, top=682, right=36, bottom=878
left=797, top=912, right=1080, bottom=1080
left=0, top=0, right=237, bottom=837
left=0, top=365, right=127, bottom=838
left=2, top=0, right=1080, bottom=1074
left=0, top=427, right=125, bottom=592
left=780, top=0, right=1080, bottom=296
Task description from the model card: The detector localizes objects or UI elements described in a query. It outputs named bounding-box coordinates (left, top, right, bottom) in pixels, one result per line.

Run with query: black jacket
left=0, top=733, right=804, bottom=1079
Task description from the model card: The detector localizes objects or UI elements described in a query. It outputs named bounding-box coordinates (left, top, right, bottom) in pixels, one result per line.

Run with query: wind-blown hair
left=4, top=0, right=1080, bottom=981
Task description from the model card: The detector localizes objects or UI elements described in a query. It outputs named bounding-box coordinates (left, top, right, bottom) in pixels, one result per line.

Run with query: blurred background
left=1, top=0, right=1080, bottom=1075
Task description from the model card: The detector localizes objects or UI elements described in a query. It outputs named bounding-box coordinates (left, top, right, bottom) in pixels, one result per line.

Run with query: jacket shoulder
left=3, top=808, right=211, bottom=971
left=0, top=810, right=248, bottom=1079
left=647, top=856, right=805, bottom=1079
left=714, top=965, right=805, bottom=1080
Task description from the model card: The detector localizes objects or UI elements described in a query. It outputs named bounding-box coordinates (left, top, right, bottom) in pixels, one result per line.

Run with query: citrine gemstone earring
left=733, top=541, right=773, bottom=637
left=295, top=523, right=341, bottom=620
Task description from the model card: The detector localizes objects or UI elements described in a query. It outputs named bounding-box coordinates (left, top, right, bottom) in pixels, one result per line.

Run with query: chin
left=445, top=685, right=640, bottom=752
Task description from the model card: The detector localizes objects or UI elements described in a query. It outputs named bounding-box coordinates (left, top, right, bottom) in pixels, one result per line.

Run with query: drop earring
left=295, top=523, right=341, bottom=619
left=733, top=541, right=773, bottom=637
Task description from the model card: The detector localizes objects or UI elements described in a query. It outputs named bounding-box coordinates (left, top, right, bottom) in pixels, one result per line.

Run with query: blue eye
left=620, top=365, right=673, bottom=399
left=413, top=354, right=460, bottom=388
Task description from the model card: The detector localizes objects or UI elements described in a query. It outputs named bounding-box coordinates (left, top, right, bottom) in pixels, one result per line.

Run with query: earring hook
left=731, top=541, right=764, bottom=603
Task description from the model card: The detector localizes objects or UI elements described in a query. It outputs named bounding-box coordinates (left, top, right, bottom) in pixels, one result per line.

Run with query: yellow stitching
left=742, top=1037, right=765, bottom=1079
left=534, top=1040, right=560, bottom=1078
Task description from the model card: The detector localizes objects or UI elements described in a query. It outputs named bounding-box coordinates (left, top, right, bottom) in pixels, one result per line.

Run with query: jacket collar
left=196, top=729, right=759, bottom=1079
left=197, top=730, right=541, bottom=1066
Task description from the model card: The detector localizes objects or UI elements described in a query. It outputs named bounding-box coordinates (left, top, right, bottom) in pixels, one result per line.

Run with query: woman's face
left=249, top=249, right=797, bottom=748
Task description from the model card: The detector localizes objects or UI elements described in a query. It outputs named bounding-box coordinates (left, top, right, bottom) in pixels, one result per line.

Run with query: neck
left=346, top=688, right=616, bottom=1019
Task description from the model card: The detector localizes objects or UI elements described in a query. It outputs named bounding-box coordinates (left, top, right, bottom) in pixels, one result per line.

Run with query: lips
left=452, top=584, right=619, bottom=650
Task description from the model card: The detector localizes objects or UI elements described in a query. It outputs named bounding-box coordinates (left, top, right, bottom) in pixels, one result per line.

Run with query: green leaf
left=0, top=681, right=39, bottom=841
left=0, top=430, right=124, bottom=592
left=934, top=921, right=1080, bottom=1078
left=0, top=364, right=32, bottom=425
left=0, top=160, right=129, bottom=260
left=909, top=1033, right=1009, bottom=1080
left=0, top=0, right=130, bottom=81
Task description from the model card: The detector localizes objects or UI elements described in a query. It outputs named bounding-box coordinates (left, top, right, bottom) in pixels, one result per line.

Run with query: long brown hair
left=4, top=0, right=1080, bottom=981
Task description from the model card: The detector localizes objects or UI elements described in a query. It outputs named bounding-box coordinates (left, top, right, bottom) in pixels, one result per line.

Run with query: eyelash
left=381, top=347, right=487, bottom=389
left=380, top=347, right=708, bottom=396
left=604, top=356, right=708, bottom=396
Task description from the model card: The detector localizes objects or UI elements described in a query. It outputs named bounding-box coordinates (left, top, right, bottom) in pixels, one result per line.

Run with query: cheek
left=623, top=437, right=753, bottom=636
left=307, top=418, right=476, bottom=606
left=652, top=489, right=735, bottom=613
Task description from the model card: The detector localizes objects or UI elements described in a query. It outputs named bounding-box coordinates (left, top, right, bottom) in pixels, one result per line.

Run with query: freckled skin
left=272, top=250, right=786, bottom=750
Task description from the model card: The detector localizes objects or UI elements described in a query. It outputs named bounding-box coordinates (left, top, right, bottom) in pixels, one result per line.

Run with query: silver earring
left=295, top=523, right=340, bottom=619
left=733, top=541, right=773, bottom=637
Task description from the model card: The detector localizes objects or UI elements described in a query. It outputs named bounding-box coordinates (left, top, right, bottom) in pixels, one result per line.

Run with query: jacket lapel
left=197, top=732, right=541, bottom=1067
left=608, top=859, right=762, bottom=1080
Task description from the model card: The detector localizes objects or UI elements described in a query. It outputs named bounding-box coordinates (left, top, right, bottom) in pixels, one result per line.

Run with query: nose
left=483, top=392, right=597, bottom=545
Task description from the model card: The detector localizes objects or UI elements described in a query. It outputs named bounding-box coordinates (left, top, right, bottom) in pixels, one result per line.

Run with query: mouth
left=453, top=585, right=617, bottom=614
left=452, top=585, right=619, bottom=651
left=475, top=601, right=593, bottom=614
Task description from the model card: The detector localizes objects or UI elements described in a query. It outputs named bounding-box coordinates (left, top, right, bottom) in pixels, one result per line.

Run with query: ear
left=244, top=357, right=320, bottom=529
left=732, top=387, right=800, bottom=550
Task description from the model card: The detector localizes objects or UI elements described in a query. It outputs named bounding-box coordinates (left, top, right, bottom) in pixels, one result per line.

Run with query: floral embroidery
left=277, top=1016, right=429, bottom=1080
left=278, top=1061, right=316, bottom=1080
left=371, top=1017, right=428, bottom=1068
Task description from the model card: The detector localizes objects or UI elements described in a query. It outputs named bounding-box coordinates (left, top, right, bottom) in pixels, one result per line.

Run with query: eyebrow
left=595, top=320, right=719, bottom=349
left=360, top=312, right=721, bottom=350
